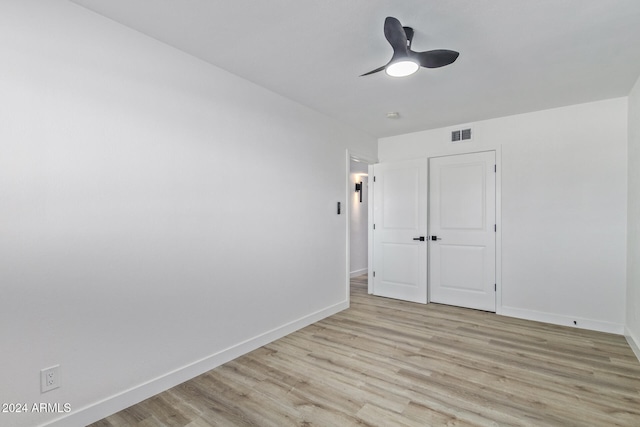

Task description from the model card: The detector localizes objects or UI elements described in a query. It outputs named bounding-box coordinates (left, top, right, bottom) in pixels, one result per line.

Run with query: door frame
left=425, top=147, right=502, bottom=314
left=345, top=150, right=377, bottom=303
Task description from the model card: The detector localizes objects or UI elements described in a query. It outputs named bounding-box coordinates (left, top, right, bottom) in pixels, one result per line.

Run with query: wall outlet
left=41, top=365, right=60, bottom=393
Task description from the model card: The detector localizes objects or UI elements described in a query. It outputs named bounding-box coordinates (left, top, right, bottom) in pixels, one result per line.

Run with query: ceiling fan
left=362, top=16, right=459, bottom=77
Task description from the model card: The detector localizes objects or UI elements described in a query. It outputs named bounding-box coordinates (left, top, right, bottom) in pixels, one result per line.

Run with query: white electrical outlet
left=41, top=365, right=60, bottom=393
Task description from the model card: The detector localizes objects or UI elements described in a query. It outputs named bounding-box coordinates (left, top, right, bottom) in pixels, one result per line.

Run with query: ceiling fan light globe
left=385, top=60, right=419, bottom=77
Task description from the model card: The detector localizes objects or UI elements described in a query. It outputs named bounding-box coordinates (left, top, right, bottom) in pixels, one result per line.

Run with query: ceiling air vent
left=450, top=127, right=472, bottom=143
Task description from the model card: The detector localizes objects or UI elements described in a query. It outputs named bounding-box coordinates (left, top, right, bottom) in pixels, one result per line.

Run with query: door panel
left=429, top=151, right=496, bottom=311
left=382, top=243, right=419, bottom=285
left=440, top=163, right=486, bottom=230
left=440, top=245, right=485, bottom=291
left=372, top=159, right=427, bottom=303
left=383, top=168, right=420, bottom=229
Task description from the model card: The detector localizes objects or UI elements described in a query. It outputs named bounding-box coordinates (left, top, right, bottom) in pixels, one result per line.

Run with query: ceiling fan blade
left=410, top=49, right=459, bottom=68
left=360, top=65, right=386, bottom=76
left=384, top=17, right=409, bottom=56
left=361, top=18, right=405, bottom=77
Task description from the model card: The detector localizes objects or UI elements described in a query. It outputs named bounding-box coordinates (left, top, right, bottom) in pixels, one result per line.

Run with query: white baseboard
left=625, top=326, right=640, bottom=363
left=500, top=306, right=624, bottom=335
left=350, top=268, right=367, bottom=278
left=43, top=300, right=349, bottom=427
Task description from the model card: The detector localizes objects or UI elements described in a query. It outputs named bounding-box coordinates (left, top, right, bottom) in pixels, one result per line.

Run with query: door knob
left=413, top=236, right=425, bottom=241
left=431, top=236, right=442, bottom=241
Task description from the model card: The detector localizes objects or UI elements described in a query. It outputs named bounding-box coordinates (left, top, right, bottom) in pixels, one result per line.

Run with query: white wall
left=627, top=75, right=640, bottom=358
left=349, top=160, right=369, bottom=276
left=0, top=1, right=376, bottom=426
left=379, top=98, right=628, bottom=334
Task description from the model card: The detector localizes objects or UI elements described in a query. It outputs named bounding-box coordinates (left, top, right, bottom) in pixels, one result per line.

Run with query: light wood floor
left=91, top=275, right=640, bottom=426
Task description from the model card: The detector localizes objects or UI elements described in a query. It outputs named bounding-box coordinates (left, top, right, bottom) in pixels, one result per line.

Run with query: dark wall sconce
left=355, top=181, right=363, bottom=203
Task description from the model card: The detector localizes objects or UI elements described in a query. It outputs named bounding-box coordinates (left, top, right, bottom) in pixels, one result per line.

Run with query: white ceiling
left=70, top=0, right=640, bottom=138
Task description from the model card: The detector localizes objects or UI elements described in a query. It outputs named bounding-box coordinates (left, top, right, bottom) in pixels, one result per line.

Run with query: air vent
left=450, top=127, right=472, bottom=143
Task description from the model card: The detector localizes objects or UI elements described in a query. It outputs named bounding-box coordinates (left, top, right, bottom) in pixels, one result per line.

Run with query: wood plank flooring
left=90, top=275, right=640, bottom=426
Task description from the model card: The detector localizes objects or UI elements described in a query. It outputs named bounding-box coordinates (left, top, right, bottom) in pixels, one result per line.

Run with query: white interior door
left=372, top=159, right=427, bottom=303
left=429, top=151, right=496, bottom=311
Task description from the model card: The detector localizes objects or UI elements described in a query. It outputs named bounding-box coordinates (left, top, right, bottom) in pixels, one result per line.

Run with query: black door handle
left=431, top=236, right=442, bottom=241
left=413, top=237, right=425, bottom=241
